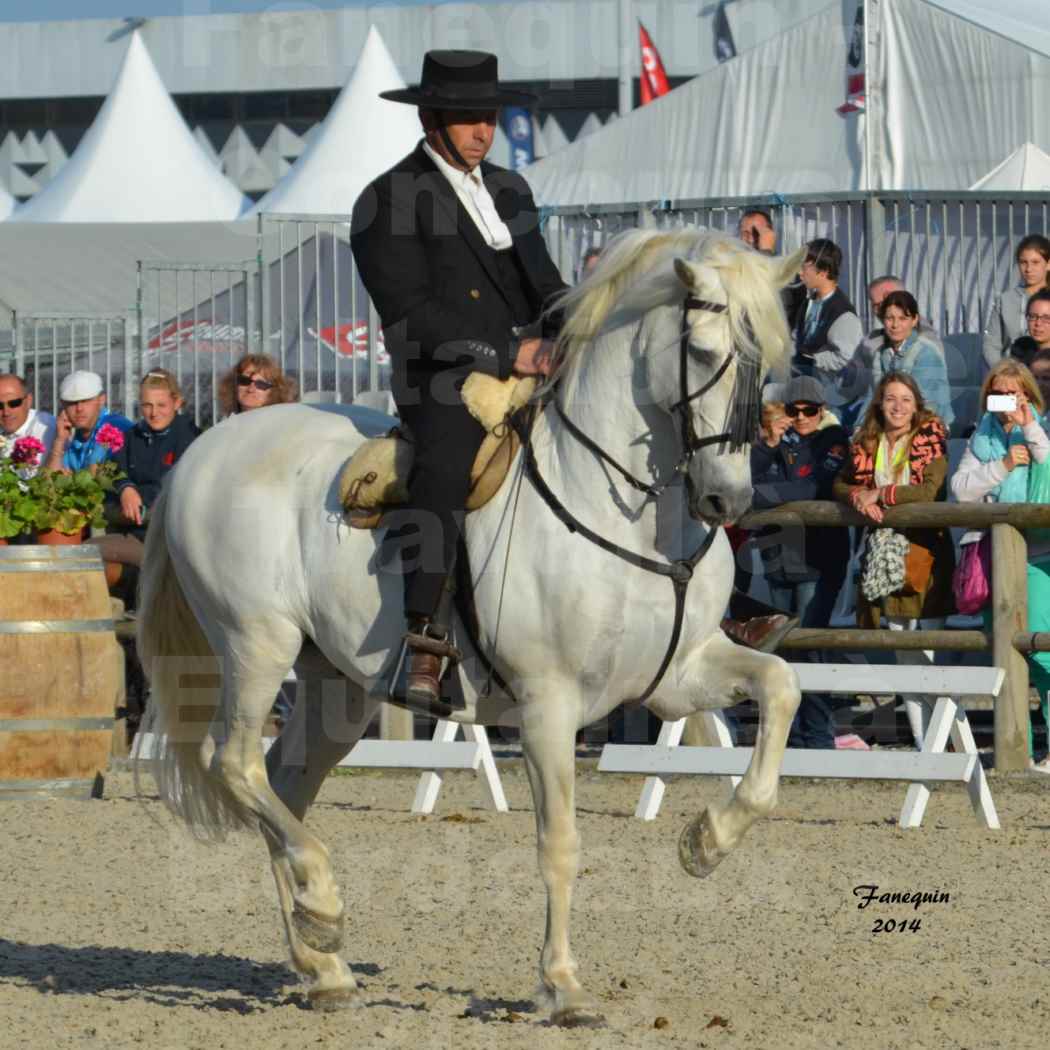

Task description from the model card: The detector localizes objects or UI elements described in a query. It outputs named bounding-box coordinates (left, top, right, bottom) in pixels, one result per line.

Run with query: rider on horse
left=351, top=50, right=792, bottom=716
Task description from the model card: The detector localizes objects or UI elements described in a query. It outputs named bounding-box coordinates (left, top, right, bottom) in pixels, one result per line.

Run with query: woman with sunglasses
left=952, top=358, right=1050, bottom=771
left=218, top=354, right=297, bottom=418
left=750, top=375, right=851, bottom=749
left=1007, top=288, right=1050, bottom=367
left=983, top=234, right=1050, bottom=370
left=834, top=371, right=954, bottom=749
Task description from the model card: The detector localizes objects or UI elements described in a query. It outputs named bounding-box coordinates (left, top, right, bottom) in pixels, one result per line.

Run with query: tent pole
left=619, top=0, right=633, bottom=116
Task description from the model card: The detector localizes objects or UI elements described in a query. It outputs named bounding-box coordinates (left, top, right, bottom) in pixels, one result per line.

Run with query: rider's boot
left=719, top=613, right=797, bottom=653
left=395, top=575, right=465, bottom=718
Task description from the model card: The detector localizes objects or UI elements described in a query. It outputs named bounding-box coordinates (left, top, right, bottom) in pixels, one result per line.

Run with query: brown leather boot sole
left=720, top=613, right=799, bottom=653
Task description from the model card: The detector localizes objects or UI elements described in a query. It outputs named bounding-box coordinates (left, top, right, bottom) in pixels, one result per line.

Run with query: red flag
left=639, top=21, right=670, bottom=105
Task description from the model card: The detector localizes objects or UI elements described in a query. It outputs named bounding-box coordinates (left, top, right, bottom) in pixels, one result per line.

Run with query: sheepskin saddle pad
left=340, top=373, right=537, bottom=529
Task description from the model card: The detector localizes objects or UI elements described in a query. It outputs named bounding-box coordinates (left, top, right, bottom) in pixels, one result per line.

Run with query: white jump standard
left=601, top=664, right=1000, bottom=829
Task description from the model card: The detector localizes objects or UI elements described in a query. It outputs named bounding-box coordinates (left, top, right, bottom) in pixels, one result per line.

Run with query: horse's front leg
left=519, top=691, right=604, bottom=1028
left=675, top=634, right=800, bottom=877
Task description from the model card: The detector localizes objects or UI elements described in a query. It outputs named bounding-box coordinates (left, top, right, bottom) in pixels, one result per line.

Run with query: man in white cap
left=44, top=370, right=132, bottom=473
left=0, top=373, right=56, bottom=474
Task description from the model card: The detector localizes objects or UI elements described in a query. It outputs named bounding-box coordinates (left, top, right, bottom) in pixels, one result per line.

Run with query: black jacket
left=750, top=419, right=850, bottom=583
left=793, top=286, right=857, bottom=364
left=110, top=413, right=200, bottom=534
left=350, top=142, right=567, bottom=395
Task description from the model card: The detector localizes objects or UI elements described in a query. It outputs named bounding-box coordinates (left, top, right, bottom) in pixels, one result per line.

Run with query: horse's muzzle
left=689, top=489, right=749, bottom=526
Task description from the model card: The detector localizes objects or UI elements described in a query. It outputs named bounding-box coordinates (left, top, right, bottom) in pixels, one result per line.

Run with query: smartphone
left=987, top=394, right=1018, bottom=412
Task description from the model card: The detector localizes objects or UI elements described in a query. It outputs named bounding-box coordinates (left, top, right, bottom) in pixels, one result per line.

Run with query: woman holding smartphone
left=952, top=358, right=1050, bottom=771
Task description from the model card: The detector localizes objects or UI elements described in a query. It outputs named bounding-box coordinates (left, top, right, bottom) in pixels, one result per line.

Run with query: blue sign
left=503, top=107, right=534, bottom=171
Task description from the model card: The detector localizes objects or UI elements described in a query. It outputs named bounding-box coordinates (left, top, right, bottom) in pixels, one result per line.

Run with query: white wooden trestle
left=132, top=718, right=508, bottom=816
left=598, top=664, right=1001, bottom=829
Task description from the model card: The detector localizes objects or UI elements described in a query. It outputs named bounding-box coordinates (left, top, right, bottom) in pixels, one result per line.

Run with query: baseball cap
left=59, top=371, right=104, bottom=402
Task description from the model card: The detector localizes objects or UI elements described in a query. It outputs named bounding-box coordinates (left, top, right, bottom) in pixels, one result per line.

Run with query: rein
left=511, top=293, right=748, bottom=705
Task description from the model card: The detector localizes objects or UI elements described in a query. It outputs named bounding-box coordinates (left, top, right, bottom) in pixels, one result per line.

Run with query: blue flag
left=503, top=108, right=535, bottom=171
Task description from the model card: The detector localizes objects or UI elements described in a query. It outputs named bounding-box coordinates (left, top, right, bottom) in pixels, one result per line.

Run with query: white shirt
left=422, top=140, right=513, bottom=251
left=0, top=406, right=57, bottom=477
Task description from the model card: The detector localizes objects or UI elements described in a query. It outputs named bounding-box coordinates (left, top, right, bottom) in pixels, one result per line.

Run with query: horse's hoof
left=551, top=1005, right=606, bottom=1029
left=308, top=985, right=364, bottom=1012
left=678, top=813, right=725, bottom=879
left=292, top=901, right=345, bottom=954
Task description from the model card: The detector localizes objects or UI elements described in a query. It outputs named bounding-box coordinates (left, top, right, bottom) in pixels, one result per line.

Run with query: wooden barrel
left=0, top=545, right=124, bottom=800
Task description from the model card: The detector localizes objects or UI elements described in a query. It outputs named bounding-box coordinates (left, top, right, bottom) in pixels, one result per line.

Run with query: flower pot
left=37, top=528, right=86, bottom=546
left=0, top=538, right=8, bottom=547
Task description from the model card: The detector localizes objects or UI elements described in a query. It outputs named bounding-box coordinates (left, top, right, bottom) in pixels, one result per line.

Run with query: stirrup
left=387, top=625, right=464, bottom=716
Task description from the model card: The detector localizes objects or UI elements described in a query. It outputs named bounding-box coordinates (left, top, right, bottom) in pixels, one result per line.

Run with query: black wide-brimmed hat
left=380, top=50, right=536, bottom=110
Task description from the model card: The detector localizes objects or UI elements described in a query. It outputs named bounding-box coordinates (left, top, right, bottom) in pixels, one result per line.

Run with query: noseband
left=511, top=292, right=758, bottom=705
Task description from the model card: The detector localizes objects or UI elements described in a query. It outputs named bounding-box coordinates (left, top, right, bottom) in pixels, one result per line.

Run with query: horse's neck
left=539, top=321, right=684, bottom=547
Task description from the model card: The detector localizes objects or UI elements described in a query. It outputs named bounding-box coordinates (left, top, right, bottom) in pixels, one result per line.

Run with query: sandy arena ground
left=1, top=760, right=1048, bottom=1050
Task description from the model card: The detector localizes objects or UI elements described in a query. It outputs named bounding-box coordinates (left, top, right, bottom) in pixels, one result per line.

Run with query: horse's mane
left=550, top=228, right=791, bottom=388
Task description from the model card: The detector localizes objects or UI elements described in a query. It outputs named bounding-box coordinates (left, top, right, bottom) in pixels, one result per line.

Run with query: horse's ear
left=773, top=248, right=807, bottom=288
left=673, top=258, right=720, bottom=297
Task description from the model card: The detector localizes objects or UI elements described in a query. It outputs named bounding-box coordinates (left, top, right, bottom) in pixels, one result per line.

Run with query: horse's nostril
left=707, top=494, right=726, bottom=516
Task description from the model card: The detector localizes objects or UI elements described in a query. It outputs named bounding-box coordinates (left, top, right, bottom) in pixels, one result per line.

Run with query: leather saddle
left=340, top=374, right=537, bottom=529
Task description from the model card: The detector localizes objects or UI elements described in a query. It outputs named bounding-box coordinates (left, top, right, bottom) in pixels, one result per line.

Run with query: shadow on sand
left=0, top=939, right=380, bottom=1013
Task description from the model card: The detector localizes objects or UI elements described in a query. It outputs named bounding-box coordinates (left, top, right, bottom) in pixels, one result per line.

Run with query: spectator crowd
left=730, top=212, right=1050, bottom=768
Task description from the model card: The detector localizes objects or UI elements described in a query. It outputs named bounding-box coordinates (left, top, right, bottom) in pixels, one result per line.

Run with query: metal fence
left=14, top=313, right=135, bottom=417
left=542, top=191, right=1050, bottom=339
left=5, top=192, right=1049, bottom=425
left=257, top=213, right=387, bottom=405
left=137, top=260, right=258, bottom=427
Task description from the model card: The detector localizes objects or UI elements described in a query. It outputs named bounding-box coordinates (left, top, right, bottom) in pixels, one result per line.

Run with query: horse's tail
left=137, top=489, right=249, bottom=841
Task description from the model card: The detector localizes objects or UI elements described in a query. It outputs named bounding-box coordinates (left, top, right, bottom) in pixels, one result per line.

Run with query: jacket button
left=469, top=288, right=480, bottom=299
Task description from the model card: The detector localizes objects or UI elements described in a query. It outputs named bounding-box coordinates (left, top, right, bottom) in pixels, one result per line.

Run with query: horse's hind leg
left=674, top=635, right=800, bottom=878
left=203, top=624, right=347, bottom=955
left=519, top=687, right=604, bottom=1029
left=264, top=673, right=382, bottom=1010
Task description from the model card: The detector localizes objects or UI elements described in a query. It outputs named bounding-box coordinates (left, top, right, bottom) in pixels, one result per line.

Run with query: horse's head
left=643, top=242, right=803, bottom=525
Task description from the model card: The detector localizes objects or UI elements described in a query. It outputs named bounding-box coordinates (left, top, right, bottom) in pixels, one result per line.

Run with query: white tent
left=11, top=32, right=248, bottom=222
left=969, top=143, right=1050, bottom=191
left=525, top=0, right=1050, bottom=206
left=260, top=123, right=306, bottom=180
left=0, top=183, right=13, bottom=221
left=192, top=127, right=221, bottom=168
left=543, top=115, right=570, bottom=154
left=251, top=26, right=419, bottom=216
left=36, top=131, right=69, bottom=186
left=220, top=127, right=276, bottom=195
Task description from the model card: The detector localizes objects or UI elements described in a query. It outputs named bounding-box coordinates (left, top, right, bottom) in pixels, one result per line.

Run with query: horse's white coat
left=138, top=230, right=803, bottom=1024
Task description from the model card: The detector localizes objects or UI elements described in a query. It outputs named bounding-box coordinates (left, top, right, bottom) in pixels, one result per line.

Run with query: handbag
left=860, top=528, right=909, bottom=602
left=952, top=534, right=991, bottom=615
left=901, top=542, right=934, bottom=596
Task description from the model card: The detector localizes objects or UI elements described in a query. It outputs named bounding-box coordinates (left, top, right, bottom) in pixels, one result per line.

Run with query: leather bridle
left=511, top=293, right=757, bottom=704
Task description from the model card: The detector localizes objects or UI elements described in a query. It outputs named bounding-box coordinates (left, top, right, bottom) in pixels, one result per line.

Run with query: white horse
left=138, top=229, right=803, bottom=1025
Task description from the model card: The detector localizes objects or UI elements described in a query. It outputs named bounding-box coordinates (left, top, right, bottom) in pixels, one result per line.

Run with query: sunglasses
left=785, top=404, right=821, bottom=418
left=0, top=397, right=25, bottom=410
left=237, top=375, right=274, bottom=392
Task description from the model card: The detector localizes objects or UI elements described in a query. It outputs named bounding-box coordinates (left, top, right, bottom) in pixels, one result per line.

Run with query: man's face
left=869, top=280, right=903, bottom=316
left=738, top=214, right=775, bottom=253
left=425, top=109, right=498, bottom=170
left=799, top=258, right=823, bottom=292
left=0, top=377, right=30, bottom=435
left=64, top=394, right=105, bottom=434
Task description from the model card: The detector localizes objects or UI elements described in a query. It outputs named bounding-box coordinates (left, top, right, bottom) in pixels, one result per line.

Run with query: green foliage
left=0, top=460, right=124, bottom=539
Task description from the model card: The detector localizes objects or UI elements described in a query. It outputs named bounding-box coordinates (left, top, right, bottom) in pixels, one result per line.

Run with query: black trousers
left=392, top=370, right=487, bottom=621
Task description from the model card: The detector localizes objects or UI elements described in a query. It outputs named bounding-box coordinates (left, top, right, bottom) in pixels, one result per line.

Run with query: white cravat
left=423, top=140, right=513, bottom=251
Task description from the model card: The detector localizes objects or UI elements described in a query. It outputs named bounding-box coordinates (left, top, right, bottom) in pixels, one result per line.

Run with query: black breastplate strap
left=512, top=407, right=717, bottom=705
